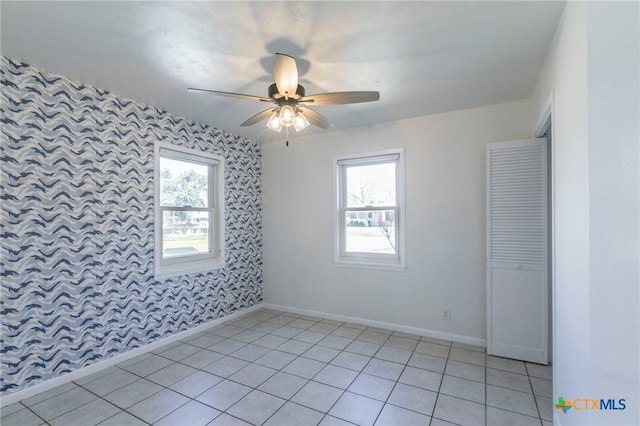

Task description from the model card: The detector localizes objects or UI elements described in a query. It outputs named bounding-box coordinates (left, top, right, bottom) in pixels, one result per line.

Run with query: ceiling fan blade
left=187, top=88, right=270, bottom=102
left=241, top=108, right=277, bottom=127
left=300, top=91, right=380, bottom=105
left=298, top=107, right=332, bottom=129
left=273, top=53, right=299, bottom=99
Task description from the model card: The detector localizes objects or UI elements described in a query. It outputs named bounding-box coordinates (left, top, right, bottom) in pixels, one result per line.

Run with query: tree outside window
left=335, top=150, right=405, bottom=270
left=154, top=143, right=224, bottom=279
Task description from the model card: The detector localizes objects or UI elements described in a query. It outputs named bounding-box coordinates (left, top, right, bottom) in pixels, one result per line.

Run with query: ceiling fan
left=188, top=53, right=380, bottom=133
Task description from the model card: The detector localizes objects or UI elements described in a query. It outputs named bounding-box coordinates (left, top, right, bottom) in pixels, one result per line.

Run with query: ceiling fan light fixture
left=293, top=110, right=310, bottom=132
left=280, top=105, right=295, bottom=127
left=189, top=54, right=379, bottom=134
left=266, top=110, right=282, bottom=132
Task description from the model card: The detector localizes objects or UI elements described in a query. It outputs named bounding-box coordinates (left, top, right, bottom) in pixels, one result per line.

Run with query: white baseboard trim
left=262, top=303, right=486, bottom=347
left=0, top=303, right=263, bottom=407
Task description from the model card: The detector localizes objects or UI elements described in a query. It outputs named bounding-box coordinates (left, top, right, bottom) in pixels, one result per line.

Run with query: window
left=154, top=142, right=224, bottom=279
left=334, top=149, right=405, bottom=270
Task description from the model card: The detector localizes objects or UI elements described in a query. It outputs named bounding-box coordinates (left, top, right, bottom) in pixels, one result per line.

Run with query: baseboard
left=0, top=303, right=263, bottom=407
left=262, top=303, right=486, bottom=347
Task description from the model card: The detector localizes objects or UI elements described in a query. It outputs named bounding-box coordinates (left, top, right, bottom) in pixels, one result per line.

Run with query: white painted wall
left=263, top=99, right=532, bottom=343
left=531, top=2, right=639, bottom=425
left=531, top=2, right=591, bottom=421
left=586, top=2, right=639, bottom=424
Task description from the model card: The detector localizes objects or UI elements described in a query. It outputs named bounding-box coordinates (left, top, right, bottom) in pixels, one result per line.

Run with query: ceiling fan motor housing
left=268, top=83, right=305, bottom=100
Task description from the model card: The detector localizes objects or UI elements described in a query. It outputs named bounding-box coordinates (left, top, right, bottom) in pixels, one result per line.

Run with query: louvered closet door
left=487, top=138, right=548, bottom=364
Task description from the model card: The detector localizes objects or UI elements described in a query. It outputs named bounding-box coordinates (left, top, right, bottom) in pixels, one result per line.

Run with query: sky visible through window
left=346, top=162, right=395, bottom=206
left=160, top=158, right=208, bottom=181
left=344, top=161, right=397, bottom=255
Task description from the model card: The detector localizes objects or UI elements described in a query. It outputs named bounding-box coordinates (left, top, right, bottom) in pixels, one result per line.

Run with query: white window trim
left=333, top=148, right=406, bottom=272
left=154, top=142, right=225, bottom=279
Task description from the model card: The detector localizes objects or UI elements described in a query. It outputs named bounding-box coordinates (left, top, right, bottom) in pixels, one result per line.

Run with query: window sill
left=333, top=259, right=406, bottom=272
left=155, top=258, right=224, bottom=280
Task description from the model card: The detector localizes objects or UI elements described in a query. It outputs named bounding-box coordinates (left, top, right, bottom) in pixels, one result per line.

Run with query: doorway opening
left=534, top=101, right=554, bottom=368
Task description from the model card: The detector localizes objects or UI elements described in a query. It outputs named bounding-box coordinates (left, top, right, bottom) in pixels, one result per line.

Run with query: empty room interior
left=1, top=1, right=638, bottom=426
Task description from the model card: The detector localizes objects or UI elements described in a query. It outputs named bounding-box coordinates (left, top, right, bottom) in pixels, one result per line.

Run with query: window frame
left=154, top=142, right=225, bottom=279
left=333, top=148, right=406, bottom=271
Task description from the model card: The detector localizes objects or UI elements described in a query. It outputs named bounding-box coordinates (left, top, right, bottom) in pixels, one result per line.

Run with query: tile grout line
left=203, top=313, right=363, bottom=425
left=72, top=381, right=152, bottom=426
left=365, top=331, right=447, bottom=425
left=314, top=325, right=384, bottom=426
left=246, top=313, right=381, bottom=425
left=27, top=320, right=375, bottom=424
left=137, top=315, right=457, bottom=425
left=485, top=347, right=488, bottom=426
left=7, top=309, right=552, bottom=426
left=167, top=311, right=305, bottom=425
left=526, top=364, right=544, bottom=426
left=20, top=385, right=115, bottom=426
left=485, top=359, right=551, bottom=423
left=429, top=341, right=454, bottom=426
left=66, top=313, right=295, bottom=425
left=340, top=329, right=394, bottom=426
left=118, top=313, right=311, bottom=421
left=325, top=334, right=451, bottom=423
left=13, top=401, right=50, bottom=426
left=221, top=316, right=329, bottom=425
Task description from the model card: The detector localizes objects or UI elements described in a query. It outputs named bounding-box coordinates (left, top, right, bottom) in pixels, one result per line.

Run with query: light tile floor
left=1, top=308, right=553, bottom=426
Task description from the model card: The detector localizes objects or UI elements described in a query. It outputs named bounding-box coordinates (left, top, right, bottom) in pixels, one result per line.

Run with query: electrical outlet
left=442, top=309, right=451, bottom=321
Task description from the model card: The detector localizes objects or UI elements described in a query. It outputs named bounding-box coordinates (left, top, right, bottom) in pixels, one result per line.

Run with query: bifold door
left=487, top=138, right=548, bottom=364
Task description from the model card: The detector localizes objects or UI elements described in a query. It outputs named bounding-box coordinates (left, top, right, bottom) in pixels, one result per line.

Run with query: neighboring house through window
left=334, top=149, right=405, bottom=271
left=154, top=142, right=224, bottom=279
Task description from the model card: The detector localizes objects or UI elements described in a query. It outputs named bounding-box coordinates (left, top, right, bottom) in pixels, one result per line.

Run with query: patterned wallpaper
left=0, top=57, right=262, bottom=394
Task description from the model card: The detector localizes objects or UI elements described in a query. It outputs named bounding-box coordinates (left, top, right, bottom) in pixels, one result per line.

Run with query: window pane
left=162, top=210, right=210, bottom=258
left=345, top=210, right=396, bottom=254
left=346, top=162, right=396, bottom=207
left=160, top=157, right=209, bottom=207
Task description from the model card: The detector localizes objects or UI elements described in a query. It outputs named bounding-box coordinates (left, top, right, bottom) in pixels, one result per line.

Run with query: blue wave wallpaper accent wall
left=0, top=57, right=262, bottom=394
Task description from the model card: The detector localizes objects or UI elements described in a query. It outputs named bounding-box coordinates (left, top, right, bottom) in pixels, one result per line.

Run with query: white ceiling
left=1, top=1, right=565, bottom=142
